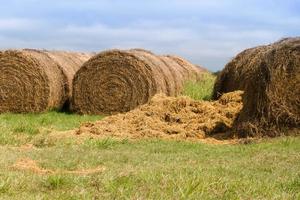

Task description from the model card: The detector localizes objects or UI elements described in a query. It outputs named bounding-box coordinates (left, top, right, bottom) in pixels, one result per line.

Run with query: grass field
left=0, top=75, right=299, bottom=199
left=0, top=135, right=299, bottom=199
left=182, top=73, right=216, bottom=101
left=0, top=111, right=102, bottom=146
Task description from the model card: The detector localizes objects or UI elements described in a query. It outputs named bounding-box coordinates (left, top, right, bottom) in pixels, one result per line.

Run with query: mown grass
left=0, top=75, right=299, bottom=199
left=0, top=137, right=299, bottom=199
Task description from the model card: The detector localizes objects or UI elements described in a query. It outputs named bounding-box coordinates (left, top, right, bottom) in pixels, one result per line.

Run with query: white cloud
left=61, top=23, right=195, bottom=43
left=0, top=18, right=40, bottom=30
left=0, top=17, right=286, bottom=71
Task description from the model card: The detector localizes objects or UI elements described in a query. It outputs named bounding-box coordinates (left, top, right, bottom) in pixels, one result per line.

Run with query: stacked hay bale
left=213, top=37, right=300, bottom=137
left=0, top=49, right=93, bottom=113
left=72, top=49, right=206, bottom=115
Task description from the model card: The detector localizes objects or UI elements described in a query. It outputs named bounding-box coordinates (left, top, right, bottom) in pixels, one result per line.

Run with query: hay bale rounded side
left=213, top=37, right=300, bottom=137
left=43, top=50, right=94, bottom=101
left=167, top=55, right=208, bottom=80
left=72, top=49, right=205, bottom=115
left=128, top=49, right=172, bottom=95
left=159, top=56, right=185, bottom=95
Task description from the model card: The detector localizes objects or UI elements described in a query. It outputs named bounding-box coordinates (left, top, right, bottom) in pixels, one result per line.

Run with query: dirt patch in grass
left=12, top=158, right=106, bottom=175
left=76, top=91, right=243, bottom=141
left=62, top=166, right=106, bottom=175
left=17, top=144, right=36, bottom=151
left=12, top=158, right=53, bottom=174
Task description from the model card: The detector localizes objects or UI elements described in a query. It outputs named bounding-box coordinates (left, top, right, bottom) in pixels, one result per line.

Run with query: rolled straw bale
left=0, top=49, right=92, bottom=113
left=213, top=37, right=300, bottom=137
left=72, top=49, right=206, bottom=115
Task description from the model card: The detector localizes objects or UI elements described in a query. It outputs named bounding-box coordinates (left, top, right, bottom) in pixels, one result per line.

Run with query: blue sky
left=0, top=0, right=299, bottom=71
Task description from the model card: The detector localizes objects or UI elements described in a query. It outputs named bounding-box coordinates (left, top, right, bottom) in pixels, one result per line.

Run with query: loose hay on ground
left=72, top=49, right=207, bottom=115
left=77, top=91, right=243, bottom=140
left=213, top=37, right=300, bottom=137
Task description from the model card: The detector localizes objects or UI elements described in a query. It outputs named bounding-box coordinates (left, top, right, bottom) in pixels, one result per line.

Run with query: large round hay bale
left=0, top=49, right=92, bottom=113
left=72, top=49, right=206, bottom=115
left=213, top=37, right=300, bottom=137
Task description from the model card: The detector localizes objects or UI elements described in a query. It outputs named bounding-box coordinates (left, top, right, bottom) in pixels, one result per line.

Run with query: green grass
left=182, top=73, right=216, bottom=101
left=0, top=137, right=299, bottom=199
left=0, top=111, right=102, bottom=145
left=0, top=78, right=299, bottom=199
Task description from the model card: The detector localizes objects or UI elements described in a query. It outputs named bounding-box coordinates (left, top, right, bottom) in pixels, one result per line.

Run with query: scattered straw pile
left=77, top=91, right=243, bottom=140
left=213, top=37, right=300, bottom=137
left=0, top=49, right=92, bottom=113
left=72, top=49, right=206, bottom=115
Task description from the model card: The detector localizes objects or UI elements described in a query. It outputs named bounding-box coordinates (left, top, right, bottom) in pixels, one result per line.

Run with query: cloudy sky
left=0, top=0, right=299, bottom=71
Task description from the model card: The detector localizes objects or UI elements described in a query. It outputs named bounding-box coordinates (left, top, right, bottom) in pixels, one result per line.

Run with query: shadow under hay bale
left=72, top=49, right=207, bottom=115
left=213, top=37, right=300, bottom=137
left=0, top=49, right=93, bottom=113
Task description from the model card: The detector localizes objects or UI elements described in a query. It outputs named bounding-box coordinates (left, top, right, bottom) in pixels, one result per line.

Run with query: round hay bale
left=72, top=49, right=205, bottom=115
left=213, top=37, right=300, bottom=137
left=0, top=49, right=92, bottom=113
